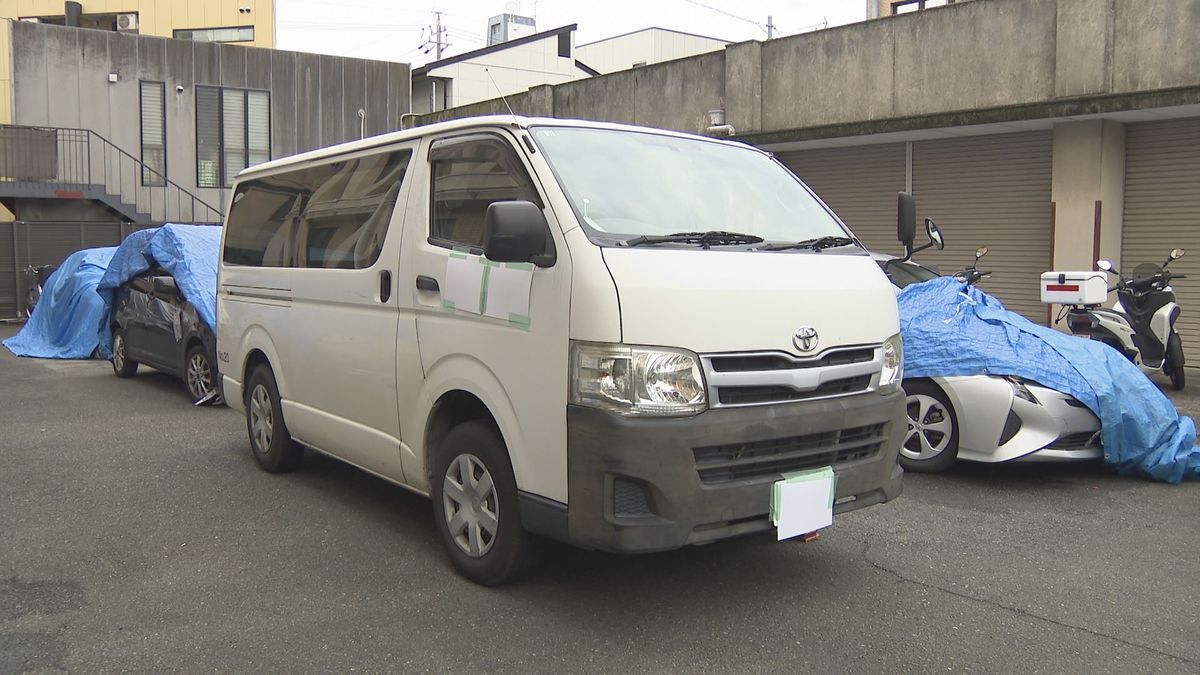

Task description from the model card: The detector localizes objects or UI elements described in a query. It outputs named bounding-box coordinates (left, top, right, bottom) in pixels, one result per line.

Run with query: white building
left=411, top=24, right=597, bottom=115
left=574, top=27, right=729, bottom=75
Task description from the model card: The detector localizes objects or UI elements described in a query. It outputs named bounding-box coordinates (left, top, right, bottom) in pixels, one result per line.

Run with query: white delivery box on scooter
left=1041, top=271, right=1108, bottom=305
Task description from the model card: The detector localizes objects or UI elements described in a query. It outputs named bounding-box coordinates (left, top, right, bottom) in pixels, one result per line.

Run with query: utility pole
left=766, top=15, right=775, bottom=39
left=433, top=11, right=446, bottom=59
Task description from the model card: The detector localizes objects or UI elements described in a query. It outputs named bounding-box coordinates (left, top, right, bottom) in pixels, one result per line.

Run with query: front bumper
left=564, top=390, right=906, bottom=553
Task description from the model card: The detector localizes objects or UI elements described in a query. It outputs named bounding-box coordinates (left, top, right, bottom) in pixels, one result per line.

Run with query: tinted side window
left=429, top=136, right=538, bottom=250
left=224, top=148, right=411, bottom=268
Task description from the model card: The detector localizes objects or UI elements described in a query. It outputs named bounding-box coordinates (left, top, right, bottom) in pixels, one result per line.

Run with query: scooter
left=954, top=246, right=991, bottom=285
left=22, top=264, right=56, bottom=318
left=1061, top=249, right=1187, bottom=390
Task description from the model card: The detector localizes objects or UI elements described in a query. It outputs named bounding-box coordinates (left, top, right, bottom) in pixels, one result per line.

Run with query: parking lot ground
left=2, top=323, right=1198, bottom=672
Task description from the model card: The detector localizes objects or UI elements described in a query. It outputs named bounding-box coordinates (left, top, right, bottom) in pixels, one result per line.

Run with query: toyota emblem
left=792, top=326, right=819, bottom=353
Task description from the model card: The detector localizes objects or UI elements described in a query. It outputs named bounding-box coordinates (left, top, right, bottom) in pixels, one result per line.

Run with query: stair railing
left=0, top=124, right=224, bottom=224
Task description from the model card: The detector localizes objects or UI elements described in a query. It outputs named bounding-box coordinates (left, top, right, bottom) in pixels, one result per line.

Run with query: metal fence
left=0, top=220, right=181, bottom=318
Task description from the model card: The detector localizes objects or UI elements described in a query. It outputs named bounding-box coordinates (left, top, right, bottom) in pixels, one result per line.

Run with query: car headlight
left=570, top=342, right=707, bottom=416
left=880, top=333, right=903, bottom=392
left=1007, top=377, right=1039, bottom=404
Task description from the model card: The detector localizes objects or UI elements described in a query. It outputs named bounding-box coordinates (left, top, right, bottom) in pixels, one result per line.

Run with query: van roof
left=237, top=115, right=757, bottom=180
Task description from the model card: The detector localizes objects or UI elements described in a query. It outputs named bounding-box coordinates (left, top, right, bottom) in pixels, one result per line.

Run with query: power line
left=681, top=0, right=769, bottom=34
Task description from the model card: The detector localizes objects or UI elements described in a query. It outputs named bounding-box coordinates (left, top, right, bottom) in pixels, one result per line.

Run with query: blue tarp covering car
left=3, top=224, right=221, bottom=360
left=899, top=276, right=1200, bottom=483
left=3, top=247, right=119, bottom=359
left=97, top=224, right=221, bottom=337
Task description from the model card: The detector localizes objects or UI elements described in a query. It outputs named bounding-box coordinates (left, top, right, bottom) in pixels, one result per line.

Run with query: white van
left=217, top=116, right=907, bottom=585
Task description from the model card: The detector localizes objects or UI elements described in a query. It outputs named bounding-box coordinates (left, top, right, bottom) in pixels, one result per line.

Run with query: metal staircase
left=0, top=125, right=224, bottom=224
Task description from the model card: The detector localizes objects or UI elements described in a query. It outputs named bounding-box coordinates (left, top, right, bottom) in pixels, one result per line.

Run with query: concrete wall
left=8, top=20, right=410, bottom=220
left=418, top=0, right=1200, bottom=143
left=1, top=0, right=276, bottom=47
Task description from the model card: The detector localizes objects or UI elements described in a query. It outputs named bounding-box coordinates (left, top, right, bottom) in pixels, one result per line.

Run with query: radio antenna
left=484, top=67, right=517, bottom=121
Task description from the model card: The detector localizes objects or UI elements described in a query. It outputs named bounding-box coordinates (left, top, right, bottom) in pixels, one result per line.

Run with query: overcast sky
left=276, top=0, right=871, bottom=66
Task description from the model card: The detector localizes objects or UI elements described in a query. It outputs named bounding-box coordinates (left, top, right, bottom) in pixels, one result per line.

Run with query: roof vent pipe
left=64, top=1, right=82, bottom=27
left=705, top=108, right=735, bottom=137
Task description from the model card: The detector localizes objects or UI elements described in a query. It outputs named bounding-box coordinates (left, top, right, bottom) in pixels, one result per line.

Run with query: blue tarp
left=96, top=224, right=221, bottom=341
left=899, top=276, right=1200, bottom=483
left=3, top=247, right=118, bottom=359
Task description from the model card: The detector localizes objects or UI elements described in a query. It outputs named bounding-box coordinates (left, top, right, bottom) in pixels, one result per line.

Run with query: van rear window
left=224, top=148, right=411, bottom=268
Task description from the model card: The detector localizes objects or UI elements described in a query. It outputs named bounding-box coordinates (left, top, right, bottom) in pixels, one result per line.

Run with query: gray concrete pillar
left=526, top=84, right=555, bottom=118
left=1050, top=119, right=1126, bottom=273
left=723, top=41, right=762, bottom=135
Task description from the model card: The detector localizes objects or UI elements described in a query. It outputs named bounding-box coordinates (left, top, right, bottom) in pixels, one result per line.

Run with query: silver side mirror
left=1170, top=248, right=1186, bottom=260
left=1096, top=260, right=1114, bottom=272
left=925, top=219, right=944, bottom=250
left=975, top=246, right=988, bottom=260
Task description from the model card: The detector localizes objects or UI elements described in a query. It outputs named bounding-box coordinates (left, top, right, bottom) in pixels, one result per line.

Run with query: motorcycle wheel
left=1166, top=334, right=1185, bottom=391
left=24, top=289, right=38, bottom=318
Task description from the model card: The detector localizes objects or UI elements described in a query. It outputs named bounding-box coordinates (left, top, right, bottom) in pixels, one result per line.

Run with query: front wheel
left=1166, top=334, right=1186, bottom=391
left=431, top=420, right=537, bottom=586
left=900, top=380, right=960, bottom=473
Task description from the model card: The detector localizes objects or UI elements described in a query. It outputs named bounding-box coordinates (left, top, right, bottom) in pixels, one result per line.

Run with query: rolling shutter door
left=1122, top=117, right=1200, bottom=361
left=0, top=221, right=14, bottom=317
left=912, top=131, right=1053, bottom=323
left=775, top=143, right=908, bottom=255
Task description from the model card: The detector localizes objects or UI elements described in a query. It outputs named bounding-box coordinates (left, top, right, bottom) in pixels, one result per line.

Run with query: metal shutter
left=1122, top=117, right=1200, bottom=361
left=776, top=143, right=908, bottom=255
left=912, top=131, right=1053, bottom=323
left=0, top=221, right=15, bottom=317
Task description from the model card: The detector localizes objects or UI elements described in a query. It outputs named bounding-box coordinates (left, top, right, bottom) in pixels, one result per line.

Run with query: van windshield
left=530, top=126, right=850, bottom=246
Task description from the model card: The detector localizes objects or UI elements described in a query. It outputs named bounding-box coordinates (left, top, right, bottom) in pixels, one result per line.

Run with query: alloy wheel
left=113, top=335, right=125, bottom=370
left=902, top=393, right=954, bottom=460
left=249, top=384, right=274, bottom=451
left=187, top=353, right=213, bottom=399
left=442, top=453, right=499, bottom=558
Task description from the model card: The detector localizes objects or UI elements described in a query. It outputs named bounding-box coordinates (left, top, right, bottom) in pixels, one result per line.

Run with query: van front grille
left=708, top=348, right=875, bottom=373
left=716, top=375, right=872, bottom=406
left=692, top=423, right=887, bottom=484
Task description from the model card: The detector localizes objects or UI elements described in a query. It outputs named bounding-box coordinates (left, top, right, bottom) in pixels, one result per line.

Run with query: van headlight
left=879, top=333, right=903, bottom=392
left=570, top=342, right=707, bottom=416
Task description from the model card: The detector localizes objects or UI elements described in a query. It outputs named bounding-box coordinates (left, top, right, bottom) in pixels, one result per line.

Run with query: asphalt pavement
left=2, top=323, right=1198, bottom=672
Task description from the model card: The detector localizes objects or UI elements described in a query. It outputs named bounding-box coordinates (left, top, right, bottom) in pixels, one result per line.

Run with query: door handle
left=380, top=270, right=392, bottom=303
left=415, top=275, right=440, bottom=292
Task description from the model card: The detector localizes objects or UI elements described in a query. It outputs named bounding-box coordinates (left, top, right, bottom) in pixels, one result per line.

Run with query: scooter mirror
left=1096, top=260, right=1114, bottom=272
left=975, top=246, right=988, bottom=260
left=925, top=219, right=945, bottom=250
left=1170, top=248, right=1186, bottom=260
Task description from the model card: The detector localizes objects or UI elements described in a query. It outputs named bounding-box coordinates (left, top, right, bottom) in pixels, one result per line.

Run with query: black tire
left=111, top=329, right=138, bottom=378
left=431, top=420, right=536, bottom=586
left=185, top=344, right=216, bottom=403
left=1167, top=333, right=1186, bottom=391
left=899, top=380, right=960, bottom=473
left=244, top=365, right=303, bottom=473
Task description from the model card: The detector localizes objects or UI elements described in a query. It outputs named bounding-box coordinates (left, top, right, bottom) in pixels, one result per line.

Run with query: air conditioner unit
left=116, top=13, right=139, bottom=32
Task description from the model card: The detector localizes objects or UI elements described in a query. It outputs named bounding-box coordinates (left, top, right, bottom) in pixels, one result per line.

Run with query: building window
left=174, top=26, right=254, bottom=43
left=891, top=0, right=951, bottom=13
left=196, top=86, right=271, bottom=188
left=139, top=81, right=166, bottom=186
left=558, top=32, right=571, bottom=58
left=428, top=135, right=540, bottom=250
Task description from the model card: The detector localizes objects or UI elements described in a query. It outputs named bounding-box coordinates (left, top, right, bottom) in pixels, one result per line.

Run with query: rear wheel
left=900, top=380, right=960, bottom=473
left=185, top=345, right=216, bottom=403
left=244, top=365, right=303, bottom=473
left=1167, top=334, right=1186, bottom=391
left=431, top=420, right=536, bottom=586
left=111, top=329, right=138, bottom=378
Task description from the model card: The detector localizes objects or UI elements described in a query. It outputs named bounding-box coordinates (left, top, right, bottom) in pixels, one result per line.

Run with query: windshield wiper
left=624, top=231, right=765, bottom=249
left=756, top=236, right=857, bottom=252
